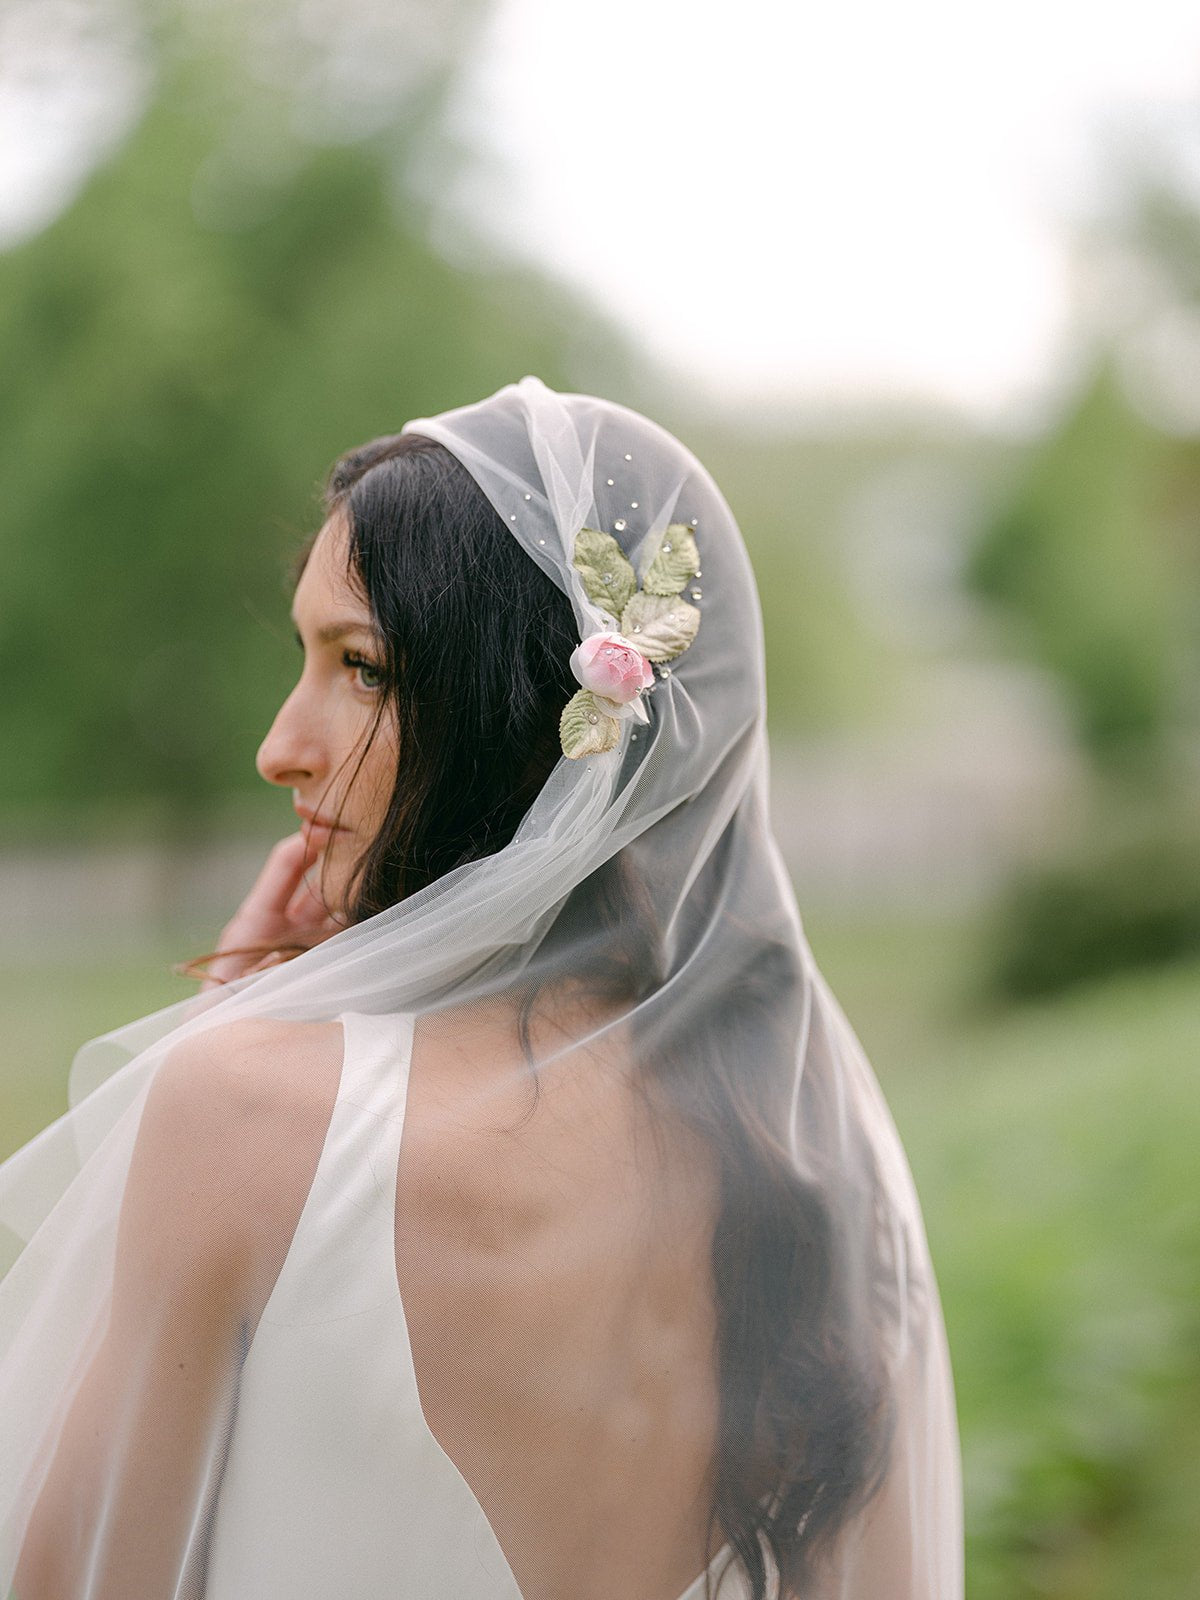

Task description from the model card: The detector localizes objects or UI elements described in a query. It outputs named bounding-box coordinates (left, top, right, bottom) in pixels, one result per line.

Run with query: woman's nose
left=255, top=685, right=326, bottom=788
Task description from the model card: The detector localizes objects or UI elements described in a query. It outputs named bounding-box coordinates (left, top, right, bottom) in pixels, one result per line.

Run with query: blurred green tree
left=0, top=0, right=634, bottom=839
left=965, top=123, right=1200, bottom=783
left=965, top=359, right=1179, bottom=773
left=964, top=127, right=1200, bottom=992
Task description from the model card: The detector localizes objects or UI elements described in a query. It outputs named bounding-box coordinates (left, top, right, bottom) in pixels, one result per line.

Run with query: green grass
left=0, top=948, right=191, bottom=1160
left=805, top=910, right=1200, bottom=1600
left=2, top=916, right=1197, bottom=1594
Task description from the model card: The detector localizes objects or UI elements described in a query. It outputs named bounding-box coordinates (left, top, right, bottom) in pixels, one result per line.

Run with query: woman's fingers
left=282, top=856, right=333, bottom=925
left=195, top=830, right=345, bottom=991
left=247, top=831, right=321, bottom=920
left=284, top=889, right=347, bottom=952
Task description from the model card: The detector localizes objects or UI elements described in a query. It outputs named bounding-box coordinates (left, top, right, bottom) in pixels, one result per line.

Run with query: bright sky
left=2, top=0, right=1199, bottom=424
left=443, top=0, right=1200, bottom=422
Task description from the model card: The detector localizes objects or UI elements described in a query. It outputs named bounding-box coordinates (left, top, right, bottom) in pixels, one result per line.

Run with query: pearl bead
left=587, top=712, right=599, bottom=724
left=614, top=518, right=626, bottom=531
left=624, top=453, right=632, bottom=461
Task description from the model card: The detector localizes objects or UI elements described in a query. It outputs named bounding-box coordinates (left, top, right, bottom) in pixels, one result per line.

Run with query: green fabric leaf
left=640, top=523, right=699, bottom=596
left=559, top=687, right=621, bottom=758
left=620, top=592, right=701, bottom=662
left=572, top=526, right=637, bottom=617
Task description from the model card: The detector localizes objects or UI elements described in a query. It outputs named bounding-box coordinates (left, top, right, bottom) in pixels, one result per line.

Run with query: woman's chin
left=303, top=820, right=339, bottom=850
left=301, top=842, right=352, bottom=910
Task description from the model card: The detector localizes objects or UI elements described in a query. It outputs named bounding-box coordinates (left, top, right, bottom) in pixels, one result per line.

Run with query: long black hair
left=300, top=431, right=894, bottom=1597
left=311, top=432, right=579, bottom=917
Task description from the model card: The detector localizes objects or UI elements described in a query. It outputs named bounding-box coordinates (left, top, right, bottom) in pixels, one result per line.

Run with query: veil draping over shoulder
left=0, top=378, right=962, bottom=1599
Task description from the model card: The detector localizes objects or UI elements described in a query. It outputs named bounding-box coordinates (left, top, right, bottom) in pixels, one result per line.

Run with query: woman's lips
left=295, top=805, right=348, bottom=836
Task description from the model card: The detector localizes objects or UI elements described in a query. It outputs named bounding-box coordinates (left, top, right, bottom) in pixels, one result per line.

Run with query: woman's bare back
left=395, top=996, right=723, bottom=1600
left=232, top=998, right=724, bottom=1600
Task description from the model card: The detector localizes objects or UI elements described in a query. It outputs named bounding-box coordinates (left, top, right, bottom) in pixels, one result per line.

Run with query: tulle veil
left=0, top=377, right=962, bottom=1599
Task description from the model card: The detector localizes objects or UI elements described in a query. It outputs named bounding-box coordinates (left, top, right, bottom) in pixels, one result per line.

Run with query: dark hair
left=310, top=433, right=579, bottom=918
left=302, top=433, right=892, bottom=1596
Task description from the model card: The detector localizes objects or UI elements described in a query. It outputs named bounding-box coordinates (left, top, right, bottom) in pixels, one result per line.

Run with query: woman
left=0, top=378, right=962, bottom=1599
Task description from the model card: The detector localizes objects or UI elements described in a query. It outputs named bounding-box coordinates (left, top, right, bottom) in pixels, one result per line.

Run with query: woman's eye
left=342, top=651, right=386, bottom=691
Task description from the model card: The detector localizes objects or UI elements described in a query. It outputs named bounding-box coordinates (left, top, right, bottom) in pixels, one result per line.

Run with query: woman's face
left=256, top=511, right=398, bottom=913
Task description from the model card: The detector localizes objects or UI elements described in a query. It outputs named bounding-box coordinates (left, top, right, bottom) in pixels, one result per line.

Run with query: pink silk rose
left=569, top=631, right=654, bottom=705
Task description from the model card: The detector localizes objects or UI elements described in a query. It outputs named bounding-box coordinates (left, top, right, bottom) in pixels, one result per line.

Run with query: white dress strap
left=248, top=1008, right=415, bottom=1324
left=336, top=1008, right=416, bottom=1117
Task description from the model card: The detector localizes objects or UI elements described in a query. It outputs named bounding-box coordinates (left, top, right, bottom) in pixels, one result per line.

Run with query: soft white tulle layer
left=0, top=378, right=962, bottom=1600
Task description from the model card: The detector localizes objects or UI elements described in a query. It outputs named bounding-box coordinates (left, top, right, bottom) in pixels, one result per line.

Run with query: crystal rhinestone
left=695, top=568, right=702, bottom=577
left=587, top=712, right=599, bottom=725
left=509, top=513, right=517, bottom=521
left=538, top=538, right=546, bottom=546
left=631, top=501, right=639, bottom=509
left=632, top=624, right=642, bottom=632
left=602, top=572, right=613, bottom=585
left=614, top=518, right=627, bottom=531
left=691, top=589, right=702, bottom=599
left=624, top=453, right=632, bottom=461
left=630, top=733, right=638, bottom=741
left=606, top=478, right=614, bottom=486
left=662, top=541, right=672, bottom=552
left=661, top=666, right=672, bottom=677
left=691, top=518, right=698, bottom=527
left=668, top=612, right=677, bottom=621
left=524, top=492, right=532, bottom=501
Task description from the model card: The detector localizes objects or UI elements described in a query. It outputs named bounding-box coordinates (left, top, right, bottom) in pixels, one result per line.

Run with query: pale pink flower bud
left=569, top=631, right=654, bottom=704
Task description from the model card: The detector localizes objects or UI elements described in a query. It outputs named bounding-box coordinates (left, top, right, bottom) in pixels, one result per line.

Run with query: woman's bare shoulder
left=151, top=1015, right=345, bottom=1125
left=122, top=1017, right=346, bottom=1302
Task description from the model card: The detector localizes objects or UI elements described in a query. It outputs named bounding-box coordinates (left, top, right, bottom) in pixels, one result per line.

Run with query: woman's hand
left=201, top=831, right=346, bottom=988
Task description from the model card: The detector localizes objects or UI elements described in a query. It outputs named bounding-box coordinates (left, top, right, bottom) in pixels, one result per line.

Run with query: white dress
left=200, top=1010, right=744, bottom=1600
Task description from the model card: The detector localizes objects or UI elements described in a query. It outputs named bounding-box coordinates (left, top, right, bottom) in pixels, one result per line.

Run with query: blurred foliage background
left=1, top=1, right=1198, bottom=1594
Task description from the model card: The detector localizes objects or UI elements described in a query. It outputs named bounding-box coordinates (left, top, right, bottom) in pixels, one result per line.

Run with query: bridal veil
left=0, top=377, right=961, bottom=1598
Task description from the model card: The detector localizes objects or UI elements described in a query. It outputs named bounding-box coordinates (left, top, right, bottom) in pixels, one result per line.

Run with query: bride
left=1, top=378, right=962, bottom=1599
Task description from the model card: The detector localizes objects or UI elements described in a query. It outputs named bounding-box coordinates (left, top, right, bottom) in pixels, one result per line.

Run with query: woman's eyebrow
left=291, top=616, right=382, bottom=646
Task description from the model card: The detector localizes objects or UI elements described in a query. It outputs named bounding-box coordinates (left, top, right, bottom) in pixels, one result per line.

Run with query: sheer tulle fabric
left=0, top=378, right=962, bottom=1598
